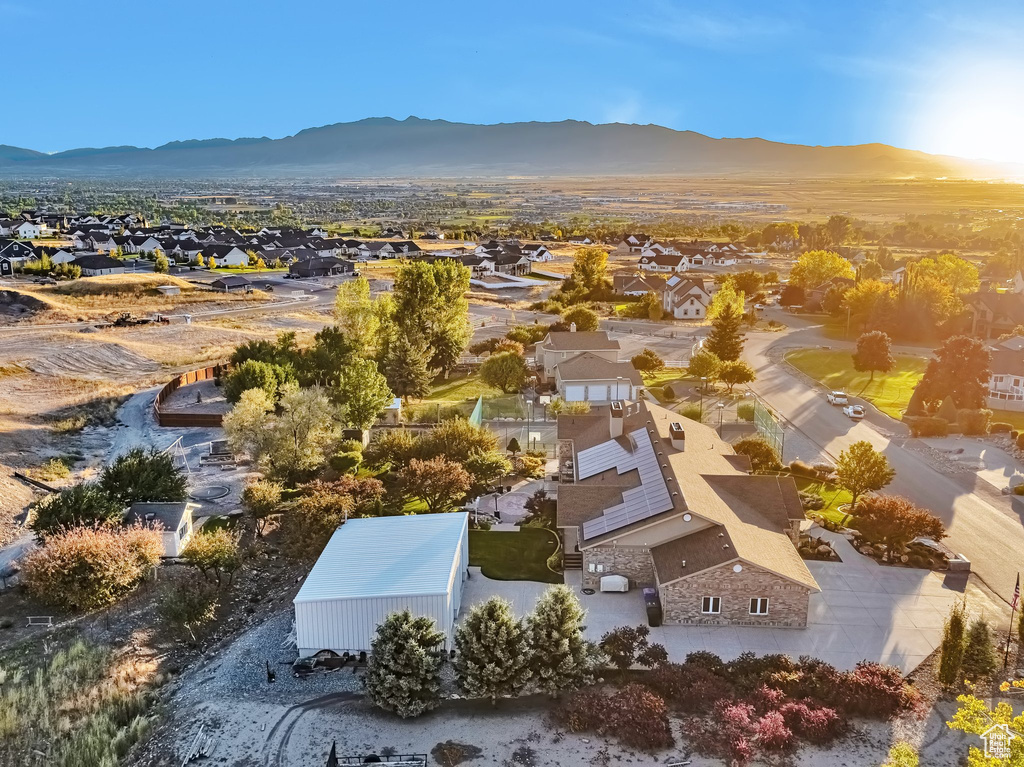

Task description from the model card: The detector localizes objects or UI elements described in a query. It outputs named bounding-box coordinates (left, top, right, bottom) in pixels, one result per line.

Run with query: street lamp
left=700, top=377, right=708, bottom=419
left=718, top=401, right=725, bottom=435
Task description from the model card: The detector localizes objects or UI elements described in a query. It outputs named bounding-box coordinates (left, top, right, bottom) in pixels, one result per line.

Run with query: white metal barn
left=293, top=512, right=470, bottom=657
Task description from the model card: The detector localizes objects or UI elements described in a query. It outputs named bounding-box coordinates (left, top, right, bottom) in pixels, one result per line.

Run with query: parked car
left=843, top=404, right=865, bottom=420
left=826, top=391, right=848, bottom=405
left=754, top=303, right=766, bottom=310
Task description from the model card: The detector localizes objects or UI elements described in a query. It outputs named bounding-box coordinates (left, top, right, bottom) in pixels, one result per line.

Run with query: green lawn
left=469, top=528, right=562, bottom=583
left=989, top=410, right=1024, bottom=430
left=792, top=476, right=852, bottom=526
left=416, top=371, right=523, bottom=419
left=785, top=349, right=928, bottom=419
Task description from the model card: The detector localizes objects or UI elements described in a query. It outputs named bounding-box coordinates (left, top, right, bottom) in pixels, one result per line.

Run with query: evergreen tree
left=365, top=610, right=445, bottom=718
left=938, top=600, right=968, bottom=686
left=704, top=304, right=744, bottom=362
left=961, top=618, right=997, bottom=680
left=383, top=333, right=433, bottom=402
left=526, top=584, right=602, bottom=697
left=454, top=597, right=532, bottom=703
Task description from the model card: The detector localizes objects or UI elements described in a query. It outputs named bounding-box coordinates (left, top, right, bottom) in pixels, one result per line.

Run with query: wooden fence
left=154, top=364, right=229, bottom=428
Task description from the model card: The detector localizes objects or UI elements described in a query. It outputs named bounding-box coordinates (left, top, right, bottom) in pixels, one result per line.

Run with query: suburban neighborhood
left=2, top=3, right=1024, bottom=766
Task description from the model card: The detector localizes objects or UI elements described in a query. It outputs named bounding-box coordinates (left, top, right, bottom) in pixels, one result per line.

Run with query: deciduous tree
left=835, top=440, right=895, bottom=509
left=560, top=305, right=599, bottom=332
left=915, top=335, right=992, bottom=410
left=182, top=528, right=242, bottom=585
left=399, top=457, right=472, bottom=513
left=241, top=479, right=283, bottom=537
left=854, top=495, right=945, bottom=561
left=335, top=357, right=393, bottom=429
left=719, top=360, right=755, bottom=393
left=790, top=250, right=855, bottom=289
left=732, top=436, right=782, bottom=473
left=688, top=349, right=721, bottom=387
left=852, top=331, right=895, bottom=382
left=480, top=351, right=528, bottom=393
left=100, top=447, right=188, bottom=507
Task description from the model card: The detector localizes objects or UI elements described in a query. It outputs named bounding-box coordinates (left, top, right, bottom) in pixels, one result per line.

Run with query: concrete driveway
left=460, top=532, right=987, bottom=673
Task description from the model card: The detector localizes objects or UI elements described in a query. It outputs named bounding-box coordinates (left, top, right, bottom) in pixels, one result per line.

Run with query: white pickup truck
left=826, top=391, right=848, bottom=405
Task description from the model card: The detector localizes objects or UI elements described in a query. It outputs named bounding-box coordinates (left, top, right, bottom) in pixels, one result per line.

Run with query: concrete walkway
left=461, top=532, right=1003, bottom=673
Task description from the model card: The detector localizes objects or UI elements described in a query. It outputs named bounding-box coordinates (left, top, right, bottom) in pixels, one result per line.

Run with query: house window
left=749, top=598, right=770, bottom=616
left=701, top=596, right=721, bottom=614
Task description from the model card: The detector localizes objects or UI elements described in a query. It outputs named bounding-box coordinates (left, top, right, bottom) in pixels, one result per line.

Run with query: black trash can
left=642, top=586, right=663, bottom=627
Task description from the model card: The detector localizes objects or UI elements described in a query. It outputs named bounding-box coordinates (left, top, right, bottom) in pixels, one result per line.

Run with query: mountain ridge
left=0, top=116, right=1012, bottom=179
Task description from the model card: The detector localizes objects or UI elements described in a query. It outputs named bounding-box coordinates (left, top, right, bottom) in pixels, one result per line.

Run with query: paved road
left=745, top=309, right=1024, bottom=605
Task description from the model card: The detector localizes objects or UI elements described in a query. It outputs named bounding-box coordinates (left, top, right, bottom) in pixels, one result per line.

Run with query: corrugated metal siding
left=297, top=594, right=448, bottom=655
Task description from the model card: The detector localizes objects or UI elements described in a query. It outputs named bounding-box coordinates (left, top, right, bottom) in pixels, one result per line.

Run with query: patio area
left=459, top=530, right=996, bottom=673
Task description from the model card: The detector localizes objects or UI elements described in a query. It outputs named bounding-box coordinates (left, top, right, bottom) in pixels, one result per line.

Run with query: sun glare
left=914, top=62, right=1024, bottom=166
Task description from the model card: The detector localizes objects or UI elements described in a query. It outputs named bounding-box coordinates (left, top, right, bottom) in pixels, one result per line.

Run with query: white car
left=826, top=391, right=848, bottom=405
left=843, top=405, right=865, bottom=420
left=754, top=303, right=766, bottom=310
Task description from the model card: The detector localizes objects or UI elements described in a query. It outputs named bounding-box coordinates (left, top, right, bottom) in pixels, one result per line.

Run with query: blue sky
left=5, top=0, right=1024, bottom=161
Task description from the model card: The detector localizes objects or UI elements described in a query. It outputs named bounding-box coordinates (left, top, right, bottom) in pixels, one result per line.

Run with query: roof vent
left=681, top=560, right=686, bottom=568
left=723, top=543, right=730, bottom=549
left=718, top=532, right=725, bottom=537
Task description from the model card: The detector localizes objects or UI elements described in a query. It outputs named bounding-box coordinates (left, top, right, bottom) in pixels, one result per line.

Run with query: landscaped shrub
left=679, top=403, right=701, bottom=421
left=685, top=650, right=727, bottom=674
left=648, top=663, right=733, bottom=713
left=686, top=701, right=757, bottom=764
left=903, top=416, right=949, bottom=437
left=555, top=686, right=674, bottom=752
left=733, top=436, right=782, bottom=473
left=1013, top=484, right=1024, bottom=496
left=555, top=688, right=605, bottom=732
left=777, top=701, right=845, bottom=744
left=754, top=710, right=794, bottom=751
left=956, top=408, right=992, bottom=436
left=788, top=460, right=818, bottom=478
left=837, top=661, right=918, bottom=717
left=961, top=618, right=997, bottom=680
left=600, top=625, right=668, bottom=670
left=1016, top=432, right=1024, bottom=450
left=799, top=491, right=826, bottom=511
left=737, top=402, right=755, bottom=421
left=663, top=384, right=677, bottom=402
left=990, top=422, right=1013, bottom=434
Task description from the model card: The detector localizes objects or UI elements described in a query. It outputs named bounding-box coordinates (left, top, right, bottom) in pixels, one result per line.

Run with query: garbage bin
left=642, top=586, right=663, bottom=627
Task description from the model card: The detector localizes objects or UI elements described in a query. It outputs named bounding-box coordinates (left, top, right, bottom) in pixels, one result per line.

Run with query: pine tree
left=938, top=599, right=968, bottom=686
left=704, top=304, right=744, bottom=362
left=383, top=333, right=433, bottom=402
left=526, top=584, right=602, bottom=697
left=904, top=384, right=927, bottom=416
left=961, top=618, right=996, bottom=680
left=454, top=597, right=532, bottom=703
left=365, top=610, right=445, bottom=718
left=936, top=396, right=959, bottom=424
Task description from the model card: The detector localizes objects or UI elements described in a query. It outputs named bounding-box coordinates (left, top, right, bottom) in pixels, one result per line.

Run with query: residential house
left=613, top=274, right=661, bottom=296
left=492, top=253, right=532, bottom=276
left=0, top=239, right=35, bottom=264
left=33, top=246, right=76, bottom=264
left=617, top=234, right=653, bottom=254
left=355, top=241, right=395, bottom=260
left=986, top=335, right=1024, bottom=410
left=639, top=253, right=688, bottom=273
left=289, top=256, right=354, bottom=278
left=535, top=328, right=621, bottom=381
left=126, top=502, right=198, bottom=557
left=557, top=400, right=817, bottom=627
left=0, top=255, right=12, bottom=277
left=804, top=277, right=856, bottom=309
left=211, top=275, right=252, bottom=292
left=0, top=219, right=39, bottom=239
left=522, top=244, right=553, bottom=262
left=202, top=244, right=248, bottom=267
left=554, top=353, right=644, bottom=402
left=567, top=235, right=593, bottom=245
left=72, top=254, right=125, bottom=276
left=662, top=276, right=712, bottom=319
left=965, top=286, right=1024, bottom=339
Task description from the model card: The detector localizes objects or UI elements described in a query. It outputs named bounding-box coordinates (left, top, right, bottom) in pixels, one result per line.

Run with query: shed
left=211, top=275, right=251, bottom=292
left=126, top=501, right=198, bottom=557
left=293, top=512, right=469, bottom=656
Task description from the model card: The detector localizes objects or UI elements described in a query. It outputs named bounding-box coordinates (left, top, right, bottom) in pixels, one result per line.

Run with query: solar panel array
left=579, top=427, right=674, bottom=540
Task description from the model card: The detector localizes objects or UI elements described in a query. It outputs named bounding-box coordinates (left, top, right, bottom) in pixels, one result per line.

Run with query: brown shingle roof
left=555, top=353, right=642, bottom=385
left=541, top=331, right=620, bottom=352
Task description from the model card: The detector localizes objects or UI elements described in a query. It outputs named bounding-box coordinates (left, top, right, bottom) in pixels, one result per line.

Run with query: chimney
left=609, top=400, right=624, bottom=438
left=669, top=422, right=686, bottom=451
left=569, top=321, right=577, bottom=332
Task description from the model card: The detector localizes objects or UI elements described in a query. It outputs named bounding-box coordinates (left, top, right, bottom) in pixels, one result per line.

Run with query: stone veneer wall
left=659, top=562, right=811, bottom=628
left=582, top=545, right=655, bottom=589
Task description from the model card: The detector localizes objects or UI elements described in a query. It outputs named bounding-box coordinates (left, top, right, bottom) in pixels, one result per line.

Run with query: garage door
left=565, top=385, right=586, bottom=401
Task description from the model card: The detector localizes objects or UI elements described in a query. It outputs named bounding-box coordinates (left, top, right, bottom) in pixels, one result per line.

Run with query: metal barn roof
left=294, top=513, right=468, bottom=603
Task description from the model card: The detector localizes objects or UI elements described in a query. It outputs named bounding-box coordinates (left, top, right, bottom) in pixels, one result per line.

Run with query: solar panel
left=579, top=427, right=674, bottom=540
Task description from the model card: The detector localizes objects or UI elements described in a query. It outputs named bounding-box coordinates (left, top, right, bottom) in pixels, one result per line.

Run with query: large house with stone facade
left=556, top=399, right=818, bottom=628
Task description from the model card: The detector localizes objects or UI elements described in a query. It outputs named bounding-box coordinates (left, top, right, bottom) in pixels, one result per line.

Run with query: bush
left=100, top=447, right=188, bottom=506
left=733, top=436, right=782, bottom=473
left=903, top=416, right=949, bottom=437
left=837, top=661, right=918, bottom=718
left=1016, top=432, right=1024, bottom=450
left=1013, top=484, right=1024, bottom=496
left=956, top=408, right=992, bottom=436
left=799, top=491, right=826, bottom=511
left=663, top=384, right=677, bottom=402
left=990, top=421, right=1013, bottom=434
left=737, top=402, right=755, bottom=422
left=30, top=483, right=124, bottom=538
left=181, top=528, right=242, bottom=585
left=328, top=450, right=362, bottom=474
left=159, top=581, right=219, bottom=641
left=556, top=686, right=674, bottom=752
left=777, top=701, right=845, bottom=744
left=631, top=348, right=665, bottom=373
left=679, top=403, right=701, bottom=421
left=599, top=625, right=667, bottom=670
left=21, top=525, right=162, bottom=611
left=555, top=688, right=605, bottom=733
left=754, top=710, right=794, bottom=751
left=961, top=618, right=997, bottom=680
left=881, top=742, right=919, bottom=767
left=505, top=323, right=549, bottom=346
left=648, top=662, right=733, bottom=713
left=788, top=460, right=818, bottom=478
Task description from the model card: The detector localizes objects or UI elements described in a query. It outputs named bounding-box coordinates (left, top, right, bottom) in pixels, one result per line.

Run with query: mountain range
left=0, top=117, right=1010, bottom=179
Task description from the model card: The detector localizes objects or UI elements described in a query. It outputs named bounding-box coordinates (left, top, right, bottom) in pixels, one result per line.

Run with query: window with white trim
left=749, top=597, right=770, bottom=616
left=701, top=596, right=721, bottom=614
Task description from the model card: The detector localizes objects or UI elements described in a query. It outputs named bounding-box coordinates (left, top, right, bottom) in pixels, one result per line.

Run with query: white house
left=72, top=254, right=125, bottom=276
left=613, top=274, right=661, bottom=296
left=662, top=276, right=712, bottom=319
left=535, top=329, right=621, bottom=381
left=293, top=512, right=469, bottom=656
left=8, top=220, right=40, bottom=239
left=986, top=335, right=1024, bottom=410
left=126, top=502, right=198, bottom=557
left=554, top=353, right=644, bottom=403
left=639, top=253, right=688, bottom=273
left=567, top=235, right=593, bottom=245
